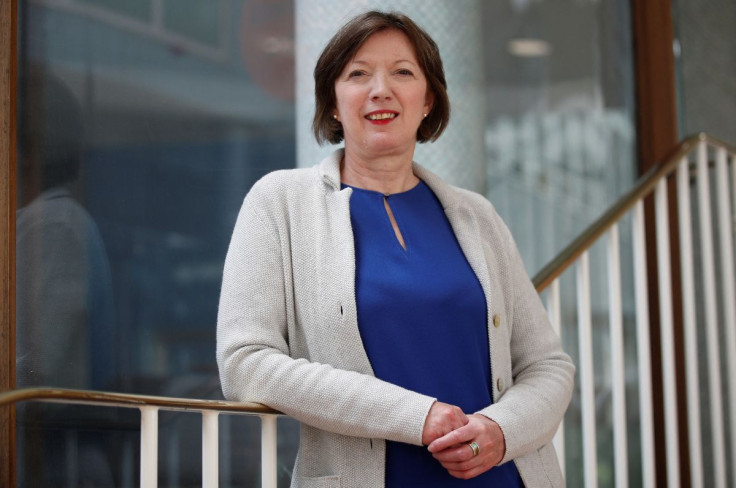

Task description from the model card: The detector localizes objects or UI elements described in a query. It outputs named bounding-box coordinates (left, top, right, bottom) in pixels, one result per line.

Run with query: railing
left=533, top=133, right=736, bottom=488
left=0, top=388, right=281, bottom=488
left=2, top=133, right=735, bottom=487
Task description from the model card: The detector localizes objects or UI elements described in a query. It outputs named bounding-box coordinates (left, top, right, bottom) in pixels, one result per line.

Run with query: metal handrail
left=532, top=132, right=736, bottom=292
left=533, top=132, right=736, bottom=487
left=2, top=387, right=282, bottom=488
left=0, top=387, right=280, bottom=415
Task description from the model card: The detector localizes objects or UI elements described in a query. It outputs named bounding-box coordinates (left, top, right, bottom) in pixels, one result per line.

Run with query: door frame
left=1, top=1, right=18, bottom=486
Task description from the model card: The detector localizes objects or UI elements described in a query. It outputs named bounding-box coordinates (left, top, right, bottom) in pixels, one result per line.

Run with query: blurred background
left=13, top=0, right=735, bottom=486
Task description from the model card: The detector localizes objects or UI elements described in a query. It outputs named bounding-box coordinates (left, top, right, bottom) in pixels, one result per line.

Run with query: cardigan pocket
left=298, top=475, right=342, bottom=488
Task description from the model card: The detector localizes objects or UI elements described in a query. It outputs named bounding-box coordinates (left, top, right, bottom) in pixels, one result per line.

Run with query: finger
left=421, top=402, right=469, bottom=445
left=432, top=443, right=476, bottom=463
left=437, top=450, right=482, bottom=468
left=423, top=416, right=468, bottom=445
left=453, top=415, right=470, bottom=429
left=439, top=459, right=480, bottom=473
left=447, top=465, right=488, bottom=480
left=427, top=423, right=474, bottom=453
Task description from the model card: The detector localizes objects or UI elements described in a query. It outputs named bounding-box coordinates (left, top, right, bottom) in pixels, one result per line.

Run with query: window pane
left=480, top=4, right=637, bottom=485
left=481, top=0, right=636, bottom=275
left=16, top=0, right=295, bottom=485
left=76, top=0, right=151, bottom=21
left=673, top=0, right=736, bottom=142
left=162, top=0, right=221, bottom=47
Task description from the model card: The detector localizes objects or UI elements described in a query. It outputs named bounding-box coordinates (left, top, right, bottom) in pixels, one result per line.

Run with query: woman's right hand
left=421, top=402, right=468, bottom=445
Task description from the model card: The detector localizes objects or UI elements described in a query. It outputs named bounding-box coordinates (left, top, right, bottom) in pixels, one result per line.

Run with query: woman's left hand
left=426, top=414, right=506, bottom=480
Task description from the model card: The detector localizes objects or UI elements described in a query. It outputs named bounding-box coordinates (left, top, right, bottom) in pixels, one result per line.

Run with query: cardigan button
left=493, top=314, right=501, bottom=328
left=497, top=378, right=504, bottom=392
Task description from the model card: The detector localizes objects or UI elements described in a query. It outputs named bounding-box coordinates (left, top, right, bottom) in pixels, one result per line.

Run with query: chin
left=363, top=136, right=415, bottom=156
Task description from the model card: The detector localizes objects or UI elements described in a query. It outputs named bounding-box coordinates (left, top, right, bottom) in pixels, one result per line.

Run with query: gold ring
left=468, top=441, right=480, bottom=457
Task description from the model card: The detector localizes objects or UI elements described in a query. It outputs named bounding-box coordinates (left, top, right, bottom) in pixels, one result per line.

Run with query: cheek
left=335, top=90, right=357, bottom=115
left=412, top=95, right=430, bottom=116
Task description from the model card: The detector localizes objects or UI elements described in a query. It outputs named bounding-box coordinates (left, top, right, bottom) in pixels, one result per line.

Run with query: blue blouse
left=346, top=181, right=524, bottom=487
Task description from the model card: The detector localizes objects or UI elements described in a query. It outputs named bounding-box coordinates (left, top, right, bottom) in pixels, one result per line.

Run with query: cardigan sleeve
left=475, top=216, right=575, bottom=464
left=216, top=189, right=437, bottom=446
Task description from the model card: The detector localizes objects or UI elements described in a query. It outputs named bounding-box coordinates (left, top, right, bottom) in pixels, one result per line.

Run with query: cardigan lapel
left=318, top=150, right=376, bottom=376
left=414, top=164, right=494, bottom=311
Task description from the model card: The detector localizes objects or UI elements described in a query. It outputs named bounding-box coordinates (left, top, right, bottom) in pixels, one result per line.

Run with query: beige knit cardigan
left=217, top=149, right=575, bottom=488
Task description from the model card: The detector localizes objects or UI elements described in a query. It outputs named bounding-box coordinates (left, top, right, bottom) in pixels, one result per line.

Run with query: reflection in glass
left=17, top=69, right=115, bottom=391
left=162, top=0, right=225, bottom=47
left=16, top=67, right=118, bottom=487
left=77, top=0, right=151, bottom=21
left=480, top=2, right=637, bottom=486
left=17, top=0, right=297, bottom=485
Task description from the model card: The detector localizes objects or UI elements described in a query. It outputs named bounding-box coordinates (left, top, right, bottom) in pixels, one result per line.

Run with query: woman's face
left=334, top=29, right=433, bottom=162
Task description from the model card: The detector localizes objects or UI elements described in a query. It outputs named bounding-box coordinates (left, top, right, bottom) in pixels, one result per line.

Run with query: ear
left=423, top=91, right=434, bottom=116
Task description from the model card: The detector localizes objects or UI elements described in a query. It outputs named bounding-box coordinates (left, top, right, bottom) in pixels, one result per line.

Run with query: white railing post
left=716, top=148, right=736, bottom=487
left=546, top=279, right=565, bottom=479
left=632, top=201, right=656, bottom=487
left=677, top=156, right=704, bottom=488
left=202, top=411, right=219, bottom=488
left=696, top=142, right=727, bottom=488
left=606, top=224, right=628, bottom=488
left=577, top=252, right=598, bottom=488
left=140, top=406, right=160, bottom=488
left=654, top=178, right=679, bottom=488
left=261, top=415, right=278, bottom=488
left=733, top=149, right=736, bottom=232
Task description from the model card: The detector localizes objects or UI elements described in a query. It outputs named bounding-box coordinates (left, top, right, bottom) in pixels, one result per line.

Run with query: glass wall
left=672, top=0, right=736, bottom=142
left=480, top=0, right=636, bottom=274
left=477, top=2, right=638, bottom=486
left=16, top=0, right=298, bottom=485
left=15, top=0, right=638, bottom=486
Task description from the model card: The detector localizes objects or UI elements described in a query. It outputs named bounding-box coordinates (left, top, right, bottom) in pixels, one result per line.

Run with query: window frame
left=1, top=1, right=18, bottom=486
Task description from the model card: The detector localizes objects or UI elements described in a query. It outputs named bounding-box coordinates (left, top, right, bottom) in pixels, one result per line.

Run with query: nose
left=370, top=72, right=392, bottom=100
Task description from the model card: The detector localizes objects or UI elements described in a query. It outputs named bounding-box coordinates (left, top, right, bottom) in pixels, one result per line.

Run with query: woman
left=218, top=11, right=574, bottom=487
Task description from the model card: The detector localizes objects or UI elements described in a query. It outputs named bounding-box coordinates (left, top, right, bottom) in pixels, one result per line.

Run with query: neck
left=340, top=150, right=419, bottom=195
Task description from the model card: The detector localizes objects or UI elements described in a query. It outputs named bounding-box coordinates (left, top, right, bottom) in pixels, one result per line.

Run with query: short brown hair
left=312, top=11, right=450, bottom=145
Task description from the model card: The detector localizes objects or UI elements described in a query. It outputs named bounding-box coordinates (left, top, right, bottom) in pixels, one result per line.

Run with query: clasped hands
left=421, top=401, right=506, bottom=480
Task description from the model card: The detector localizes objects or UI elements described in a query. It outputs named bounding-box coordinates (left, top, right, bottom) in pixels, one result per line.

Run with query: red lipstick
left=365, top=110, right=399, bottom=125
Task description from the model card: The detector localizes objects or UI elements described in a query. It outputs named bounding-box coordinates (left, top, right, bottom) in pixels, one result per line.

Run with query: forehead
left=350, top=29, right=418, bottom=63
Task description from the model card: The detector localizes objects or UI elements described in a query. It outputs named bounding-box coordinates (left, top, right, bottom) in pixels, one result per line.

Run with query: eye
left=396, top=68, right=414, bottom=76
left=347, top=70, right=366, bottom=78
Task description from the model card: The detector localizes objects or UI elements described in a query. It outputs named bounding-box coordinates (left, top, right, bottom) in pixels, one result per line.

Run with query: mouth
left=365, top=111, right=398, bottom=122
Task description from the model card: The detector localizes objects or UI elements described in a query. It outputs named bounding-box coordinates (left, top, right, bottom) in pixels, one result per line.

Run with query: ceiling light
left=508, top=38, right=551, bottom=57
